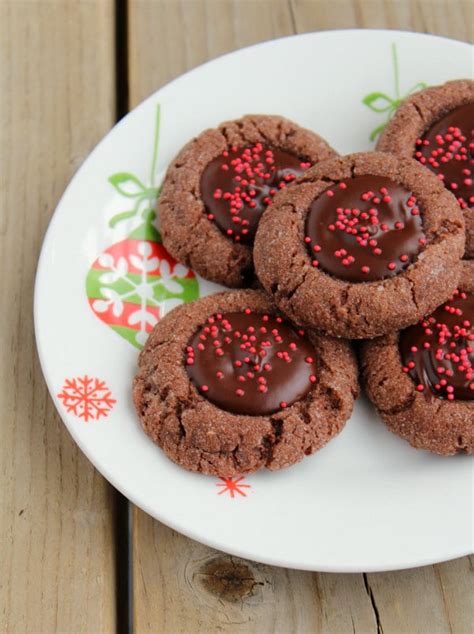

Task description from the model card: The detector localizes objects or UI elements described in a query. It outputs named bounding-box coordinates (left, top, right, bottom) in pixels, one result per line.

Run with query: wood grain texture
left=129, top=0, right=294, bottom=104
left=290, top=0, right=473, bottom=42
left=0, top=2, right=116, bottom=632
left=126, top=1, right=473, bottom=632
left=365, top=556, right=474, bottom=634
left=132, top=508, right=378, bottom=633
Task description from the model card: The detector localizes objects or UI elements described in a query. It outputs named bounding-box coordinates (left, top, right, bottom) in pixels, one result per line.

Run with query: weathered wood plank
left=364, top=556, right=474, bottom=634
left=129, top=0, right=294, bottom=103
left=132, top=509, right=378, bottom=633
left=0, top=2, right=116, bottom=632
left=290, top=0, right=472, bottom=42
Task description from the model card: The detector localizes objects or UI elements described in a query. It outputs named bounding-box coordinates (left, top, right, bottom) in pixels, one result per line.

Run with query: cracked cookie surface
left=360, top=262, right=474, bottom=455
left=133, top=290, right=358, bottom=476
left=377, top=80, right=474, bottom=258
left=253, top=152, right=465, bottom=339
left=159, top=114, right=337, bottom=287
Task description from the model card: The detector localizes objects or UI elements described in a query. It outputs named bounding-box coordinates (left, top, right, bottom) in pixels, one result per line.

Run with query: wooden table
left=1, top=1, right=472, bottom=632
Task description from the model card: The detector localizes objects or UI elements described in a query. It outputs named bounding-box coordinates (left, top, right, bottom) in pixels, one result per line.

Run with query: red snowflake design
left=216, top=477, right=251, bottom=498
left=57, top=375, right=116, bottom=422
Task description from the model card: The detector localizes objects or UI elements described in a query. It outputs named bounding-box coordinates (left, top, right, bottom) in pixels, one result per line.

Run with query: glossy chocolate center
left=201, top=144, right=310, bottom=244
left=305, top=175, right=425, bottom=282
left=415, top=102, right=474, bottom=210
left=399, top=290, right=474, bottom=401
left=185, top=311, right=317, bottom=415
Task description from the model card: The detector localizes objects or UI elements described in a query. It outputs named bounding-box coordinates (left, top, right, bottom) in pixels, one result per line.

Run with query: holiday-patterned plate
left=35, top=30, right=473, bottom=572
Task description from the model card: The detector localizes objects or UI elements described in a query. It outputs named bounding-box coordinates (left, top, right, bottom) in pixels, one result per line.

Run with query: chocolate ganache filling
left=415, top=102, right=474, bottom=210
left=185, top=310, right=318, bottom=415
left=305, top=175, right=425, bottom=282
left=399, top=290, right=474, bottom=400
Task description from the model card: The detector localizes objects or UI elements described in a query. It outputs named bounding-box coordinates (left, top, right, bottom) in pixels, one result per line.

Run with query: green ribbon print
left=363, top=43, right=427, bottom=141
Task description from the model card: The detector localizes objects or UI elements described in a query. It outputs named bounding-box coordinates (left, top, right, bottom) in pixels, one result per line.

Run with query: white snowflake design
left=92, top=241, right=190, bottom=346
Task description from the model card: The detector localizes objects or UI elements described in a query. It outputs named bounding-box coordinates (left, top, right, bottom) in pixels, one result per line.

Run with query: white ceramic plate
left=35, top=30, right=473, bottom=572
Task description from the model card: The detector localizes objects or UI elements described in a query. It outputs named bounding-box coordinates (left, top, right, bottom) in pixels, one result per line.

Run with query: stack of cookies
left=133, top=81, right=474, bottom=476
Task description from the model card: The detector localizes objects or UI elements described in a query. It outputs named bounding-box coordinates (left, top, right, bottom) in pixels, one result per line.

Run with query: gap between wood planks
left=114, top=1, right=132, bottom=633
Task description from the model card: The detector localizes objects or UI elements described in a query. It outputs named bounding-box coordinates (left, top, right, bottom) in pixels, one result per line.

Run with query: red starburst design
left=57, top=375, right=116, bottom=422
left=216, top=477, right=251, bottom=498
